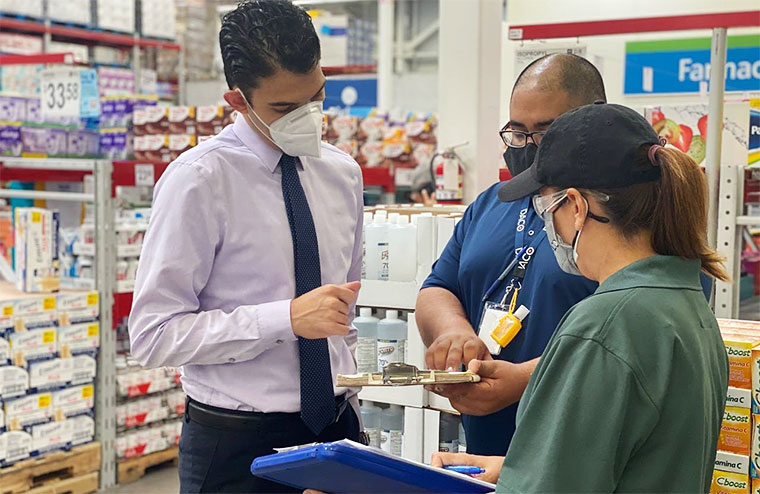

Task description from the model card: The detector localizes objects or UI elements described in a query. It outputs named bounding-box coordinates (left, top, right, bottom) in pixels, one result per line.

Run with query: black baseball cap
left=498, top=102, right=662, bottom=203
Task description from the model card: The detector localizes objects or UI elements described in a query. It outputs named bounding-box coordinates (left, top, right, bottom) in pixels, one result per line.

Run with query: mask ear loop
left=235, top=88, right=280, bottom=149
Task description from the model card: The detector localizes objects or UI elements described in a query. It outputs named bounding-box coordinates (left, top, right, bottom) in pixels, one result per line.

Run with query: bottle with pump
left=360, top=401, right=381, bottom=448
left=388, top=215, right=417, bottom=282
left=353, top=308, right=379, bottom=373
left=377, top=310, right=407, bottom=370
left=380, top=404, right=404, bottom=457
left=365, top=212, right=389, bottom=281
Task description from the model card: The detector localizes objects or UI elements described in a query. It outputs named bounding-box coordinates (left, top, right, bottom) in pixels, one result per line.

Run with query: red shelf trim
left=508, top=10, right=760, bottom=40
left=0, top=52, right=74, bottom=66
left=323, top=64, right=377, bottom=76
left=0, top=17, right=180, bottom=50
left=361, top=166, right=394, bottom=192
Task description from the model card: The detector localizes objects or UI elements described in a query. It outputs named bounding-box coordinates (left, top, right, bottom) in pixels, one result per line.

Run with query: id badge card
left=478, top=301, right=511, bottom=356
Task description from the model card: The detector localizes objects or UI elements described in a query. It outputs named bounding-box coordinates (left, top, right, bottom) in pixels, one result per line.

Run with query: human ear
left=565, top=188, right=587, bottom=230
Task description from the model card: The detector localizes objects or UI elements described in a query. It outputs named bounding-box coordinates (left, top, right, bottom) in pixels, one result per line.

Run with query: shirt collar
left=595, top=255, right=704, bottom=295
left=232, top=114, right=283, bottom=173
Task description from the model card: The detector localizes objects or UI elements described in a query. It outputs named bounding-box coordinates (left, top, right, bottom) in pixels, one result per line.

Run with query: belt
left=186, top=395, right=350, bottom=431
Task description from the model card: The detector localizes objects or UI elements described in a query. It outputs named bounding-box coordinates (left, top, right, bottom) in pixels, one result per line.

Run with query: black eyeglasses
left=499, top=126, right=547, bottom=148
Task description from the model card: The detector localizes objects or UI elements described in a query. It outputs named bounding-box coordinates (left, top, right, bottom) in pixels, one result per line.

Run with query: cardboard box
left=169, top=134, right=196, bottom=161
left=58, top=322, right=99, bottom=357
left=52, top=384, right=94, bottom=420
left=196, top=106, right=225, bottom=136
left=712, top=470, right=751, bottom=494
left=0, top=366, right=28, bottom=399
left=14, top=209, right=60, bottom=293
left=14, top=310, right=57, bottom=332
left=4, top=392, right=52, bottom=429
left=717, top=450, right=751, bottom=475
left=10, top=327, right=57, bottom=366
left=70, top=355, right=97, bottom=385
left=0, top=335, right=8, bottom=364
left=134, top=134, right=170, bottom=162
left=0, top=430, right=32, bottom=465
left=134, top=106, right=168, bottom=136
left=0, top=283, right=57, bottom=316
left=29, top=358, right=72, bottom=391
left=56, top=291, right=99, bottom=313
left=0, top=407, right=5, bottom=432
left=31, top=420, right=70, bottom=455
left=68, top=415, right=94, bottom=446
left=168, top=106, right=196, bottom=135
left=722, top=406, right=754, bottom=456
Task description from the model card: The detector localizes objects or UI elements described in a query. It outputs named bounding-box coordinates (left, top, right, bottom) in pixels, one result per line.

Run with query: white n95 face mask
left=545, top=209, right=584, bottom=277
left=236, top=88, right=324, bottom=158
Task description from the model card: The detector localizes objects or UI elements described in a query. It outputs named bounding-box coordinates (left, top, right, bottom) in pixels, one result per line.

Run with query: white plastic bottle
left=361, top=401, right=382, bottom=449
left=364, top=213, right=389, bottom=281
left=380, top=404, right=404, bottom=457
left=387, top=212, right=400, bottom=225
left=353, top=308, right=379, bottom=373
left=361, top=211, right=373, bottom=280
left=377, top=310, right=407, bottom=370
left=388, top=215, right=417, bottom=282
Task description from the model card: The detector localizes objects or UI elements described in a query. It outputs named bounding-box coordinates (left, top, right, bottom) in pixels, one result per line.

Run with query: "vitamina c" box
left=720, top=406, right=753, bottom=456
left=712, top=470, right=750, bottom=494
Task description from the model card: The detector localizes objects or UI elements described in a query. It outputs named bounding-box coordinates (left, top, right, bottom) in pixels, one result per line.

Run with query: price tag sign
left=40, top=68, right=82, bottom=119
left=134, top=164, right=156, bottom=187
left=40, top=68, right=100, bottom=119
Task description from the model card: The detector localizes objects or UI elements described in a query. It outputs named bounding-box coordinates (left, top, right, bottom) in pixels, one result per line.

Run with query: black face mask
left=503, top=143, right=538, bottom=177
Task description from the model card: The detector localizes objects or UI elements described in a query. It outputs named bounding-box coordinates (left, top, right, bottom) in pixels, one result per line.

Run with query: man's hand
left=425, top=359, right=535, bottom=416
left=425, top=331, right=492, bottom=371
left=291, top=282, right=361, bottom=339
left=430, top=452, right=504, bottom=484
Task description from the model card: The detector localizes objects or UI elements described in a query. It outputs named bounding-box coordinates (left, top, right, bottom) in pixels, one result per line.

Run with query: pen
left=443, top=465, right=486, bottom=475
left=481, top=246, right=526, bottom=303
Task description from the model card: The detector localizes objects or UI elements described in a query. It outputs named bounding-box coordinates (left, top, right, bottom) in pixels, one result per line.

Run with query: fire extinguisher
left=430, top=142, right=467, bottom=204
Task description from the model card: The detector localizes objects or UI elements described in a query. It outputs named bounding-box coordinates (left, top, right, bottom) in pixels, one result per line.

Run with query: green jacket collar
left=595, top=255, right=703, bottom=295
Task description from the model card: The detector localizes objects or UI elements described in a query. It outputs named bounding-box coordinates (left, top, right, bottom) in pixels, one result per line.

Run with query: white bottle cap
left=514, top=305, right=530, bottom=321
left=410, top=214, right=420, bottom=225
left=374, top=214, right=387, bottom=224
left=375, top=210, right=388, bottom=220
left=386, top=310, right=399, bottom=320
left=364, top=212, right=373, bottom=223
left=388, top=213, right=400, bottom=224
left=396, top=215, right=409, bottom=226
left=359, top=307, right=373, bottom=317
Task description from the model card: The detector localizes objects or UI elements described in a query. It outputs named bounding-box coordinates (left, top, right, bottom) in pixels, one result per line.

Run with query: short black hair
left=513, top=53, right=606, bottom=105
left=220, top=0, right=321, bottom=92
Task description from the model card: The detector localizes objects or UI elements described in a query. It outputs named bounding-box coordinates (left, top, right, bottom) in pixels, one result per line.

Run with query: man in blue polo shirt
left=416, top=53, right=603, bottom=456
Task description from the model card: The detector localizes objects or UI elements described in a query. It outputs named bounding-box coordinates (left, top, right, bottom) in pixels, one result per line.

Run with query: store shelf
left=361, top=166, right=395, bottom=192
left=73, top=243, right=142, bottom=257
left=357, top=280, right=420, bottom=310
left=323, top=64, right=377, bottom=76
left=112, top=160, right=171, bottom=189
left=427, top=393, right=459, bottom=415
left=358, top=386, right=426, bottom=408
left=0, top=17, right=180, bottom=50
left=737, top=216, right=760, bottom=226
left=0, top=52, right=75, bottom=65
left=0, top=158, right=94, bottom=183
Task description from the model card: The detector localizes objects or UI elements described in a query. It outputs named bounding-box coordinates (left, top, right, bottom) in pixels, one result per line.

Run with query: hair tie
left=648, top=142, right=664, bottom=166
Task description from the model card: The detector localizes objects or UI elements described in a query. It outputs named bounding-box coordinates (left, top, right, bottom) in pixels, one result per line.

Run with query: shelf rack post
left=95, top=160, right=117, bottom=488
left=705, top=28, right=728, bottom=254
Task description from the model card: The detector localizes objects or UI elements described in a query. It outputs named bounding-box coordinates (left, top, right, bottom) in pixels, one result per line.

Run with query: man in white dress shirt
left=128, top=1, right=365, bottom=492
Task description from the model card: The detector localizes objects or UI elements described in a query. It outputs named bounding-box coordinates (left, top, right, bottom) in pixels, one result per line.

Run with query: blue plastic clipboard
left=251, top=440, right=495, bottom=494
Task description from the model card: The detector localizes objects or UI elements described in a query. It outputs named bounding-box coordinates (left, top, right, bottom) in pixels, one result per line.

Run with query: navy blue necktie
left=280, top=154, right=335, bottom=436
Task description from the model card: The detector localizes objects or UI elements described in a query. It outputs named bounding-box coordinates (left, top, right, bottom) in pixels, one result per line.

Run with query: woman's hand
left=430, top=452, right=505, bottom=484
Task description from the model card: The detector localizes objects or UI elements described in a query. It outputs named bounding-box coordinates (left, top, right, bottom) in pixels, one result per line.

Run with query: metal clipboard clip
left=337, top=363, right=481, bottom=387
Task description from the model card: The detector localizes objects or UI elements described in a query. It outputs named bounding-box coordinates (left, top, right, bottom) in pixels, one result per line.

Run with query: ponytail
left=595, top=146, right=729, bottom=282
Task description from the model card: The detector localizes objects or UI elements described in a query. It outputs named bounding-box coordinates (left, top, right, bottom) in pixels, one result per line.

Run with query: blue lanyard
left=481, top=198, right=545, bottom=303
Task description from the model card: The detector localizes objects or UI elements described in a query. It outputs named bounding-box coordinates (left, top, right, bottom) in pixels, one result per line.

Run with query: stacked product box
left=139, top=0, right=177, bottom=40
left=133, top=105, right=234, bottom=162
left=0, top=286, right=98, bottom=466
left=714, top=319, right=760, bottom=494
left=115, top=354, right=184, bottom=460
left=14, top=208, right=60, bottom=293
left=97, top=0, right=136, bottom=34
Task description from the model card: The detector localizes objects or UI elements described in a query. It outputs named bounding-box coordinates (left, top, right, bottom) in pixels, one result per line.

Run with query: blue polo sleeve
left=421, top=203, right=475, bottom=299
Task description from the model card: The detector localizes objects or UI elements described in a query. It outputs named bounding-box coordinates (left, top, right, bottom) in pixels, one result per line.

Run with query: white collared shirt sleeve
left=344, top=166, right=365, bottom=357
left=128, top=162, right=296, bottom=368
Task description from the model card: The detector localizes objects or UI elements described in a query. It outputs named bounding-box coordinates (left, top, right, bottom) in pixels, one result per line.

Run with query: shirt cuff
left=256, top=299, right=298, bottom=345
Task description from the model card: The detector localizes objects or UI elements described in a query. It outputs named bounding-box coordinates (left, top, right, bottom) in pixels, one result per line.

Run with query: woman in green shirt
left=433, top=102, right=729, bottom=492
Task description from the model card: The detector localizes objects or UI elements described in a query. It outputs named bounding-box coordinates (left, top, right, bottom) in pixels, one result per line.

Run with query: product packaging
left=70, top=354, right=97, bottom=385
left=168, top=134, right=197, bottom=161
left=712, top=469, right=751, bottom=494
left=0, top=335, right=9, bottom=364
left=0, top=96, right=26, bottom=122
left=10, top=328, right=57, bottom=366
left=721, top=406, right=754, bottom=456
left=168, top=106, right=196, bottom=135
left=134, top=106, right=169, bottom=136
left=0, top=124, right=22, bottom=157
left=57, top=291, right=99, bottom=326
left=58, top=322, right=99, bottom=357
left=195, top=106, right=224, bottom=136
left=716, top=450, right=751, bottom=476
left=0, top=430, right=32, bottom=466
left=29, top=358, right=73, bottom=391
left=4, top=392, right=53, bottom=429
left=134, top=134, right=170, bottom=162
left=14, top=208, right=60, bottom=293
left=68, top=415, right=94, bottom=446
left=0, top=366, right=29, bottom=399
left=52, top=384, right=94, bottom=420
left=31, top=420, right=71, bottom=455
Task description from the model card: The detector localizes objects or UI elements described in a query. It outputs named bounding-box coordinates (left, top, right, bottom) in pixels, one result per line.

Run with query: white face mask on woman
left=236, top=88, right=324, bottom=158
